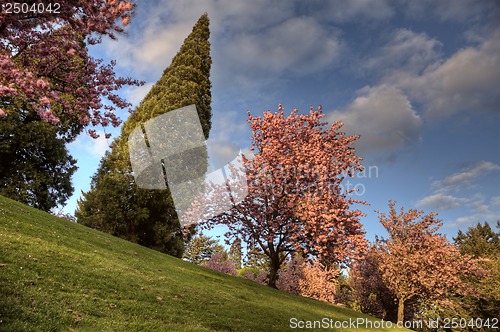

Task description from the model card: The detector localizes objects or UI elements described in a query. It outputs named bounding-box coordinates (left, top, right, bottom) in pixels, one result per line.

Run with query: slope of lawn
left=0, top=195, right=409, bottom=331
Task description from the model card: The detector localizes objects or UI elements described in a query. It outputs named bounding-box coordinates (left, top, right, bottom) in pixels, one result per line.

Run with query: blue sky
left=64, top=0, right=500, bottom=242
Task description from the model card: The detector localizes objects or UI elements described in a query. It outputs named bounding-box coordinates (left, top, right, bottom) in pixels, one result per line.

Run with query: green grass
left=0, top=196, right=409, bottom=331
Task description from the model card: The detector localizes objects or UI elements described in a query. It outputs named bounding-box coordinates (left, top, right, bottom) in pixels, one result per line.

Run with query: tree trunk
left=397, top=297, right=405, bottom=324
left=267, top=254, right=281, bottom=288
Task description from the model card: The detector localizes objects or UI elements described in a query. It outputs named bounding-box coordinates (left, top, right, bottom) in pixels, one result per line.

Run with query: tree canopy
left=454, top=221, right=500, bottom=320
left=375, top=202, right=483, bottom=323
left=76, top=14, right=212, bottom=257
left=0, top=0, right=142, bottom=139
left=454, top=221, right=500, bottom=259
left=183, top=233, right=224, bottom=265
left=0, top=110, right=76, bottom=211
left=189, top=105, right=367, bottom=287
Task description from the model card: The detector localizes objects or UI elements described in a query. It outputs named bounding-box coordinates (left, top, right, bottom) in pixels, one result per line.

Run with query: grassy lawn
left=0, top=195, right=409, bottom=331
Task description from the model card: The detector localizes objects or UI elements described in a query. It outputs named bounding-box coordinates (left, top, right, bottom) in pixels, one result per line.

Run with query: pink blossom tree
left=277, top=255, right=338, bottom=303
left=239, top=268, right=268, bottom=285
left=349, top=245, right=397, bottom=320
left=375, top=202, right=484, bottom=323
left=202, top=251, right=238, bottom=276
left=190, top=105, right=367, bottom=288
left=276, top=255, right=304, bottom=295
left=0, top=0, right=142, bottom=139
left=300, top=259, right=338, bottom=303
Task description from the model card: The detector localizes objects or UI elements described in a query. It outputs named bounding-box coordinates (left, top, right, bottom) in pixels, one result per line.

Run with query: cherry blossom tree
left=276, top=255, right=304, bottom=295
left=0, top=0, right=142, bottom=139
left=299, top=259, right=338, bottom=303
left=375, top=202, right=484, bottom=323
left=189, top=105, right=367, bottom=288
left=202, top=251, right=238, bottom=276
left=277, top=255, right=338, bottom=303
left=349, top=245, right=397, bottom=321
left=239, top=268, right=268, bottom=285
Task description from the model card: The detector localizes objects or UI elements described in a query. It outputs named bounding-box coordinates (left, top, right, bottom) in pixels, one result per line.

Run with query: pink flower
left=40, top=97, right=50, bottom=105
left=36, top=79, right=49, bottom=89
left=67, top=48, right=76, bottom=56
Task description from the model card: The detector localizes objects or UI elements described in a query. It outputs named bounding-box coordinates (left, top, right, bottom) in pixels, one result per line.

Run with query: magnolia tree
left=188, top=105, right=367, bottom=287
left=375, top=202, right=485, bottom=323
left=0, top=0, right=142, bottom=139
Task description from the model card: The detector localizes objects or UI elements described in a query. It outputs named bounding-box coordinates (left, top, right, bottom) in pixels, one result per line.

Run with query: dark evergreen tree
left=0, top=110, right=77, bottom=212
left=453, top=222, right=500, bottom=320
left=183, top=233, right=224, bottom=265
left=76, top=14, right=212, bottom=257
left=454, top=222, right=500, bottom=259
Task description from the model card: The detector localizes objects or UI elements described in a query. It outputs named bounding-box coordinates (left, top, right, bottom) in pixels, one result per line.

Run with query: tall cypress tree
left=76, top=14, right=212, bottom=257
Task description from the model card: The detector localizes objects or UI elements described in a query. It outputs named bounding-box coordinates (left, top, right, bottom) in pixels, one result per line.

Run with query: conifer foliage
left=76, top=14, right=212, bottom=257
left=0, top=1, right=141, bottom=210
left=183, top=233, right=224, bottom=265
left=0, top=111, right=77, bottom=212
left=454, top=222, right=500, bottom=320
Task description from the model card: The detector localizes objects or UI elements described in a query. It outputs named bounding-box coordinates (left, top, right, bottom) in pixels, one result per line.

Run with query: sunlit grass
left=0, top=195, right=409, bottom=331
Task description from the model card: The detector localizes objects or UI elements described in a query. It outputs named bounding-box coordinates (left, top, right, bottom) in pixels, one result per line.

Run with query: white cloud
left=456, top=215, right=476, bottom=224
left=102, top=19, right=195, bottom=76
left=365, top=29, right=442, bottom=76
left=70, top=130, right=111, bottom=159
left=402, top=0, right=499, bottom=22
left=432, top=160, right=500, bottom=192
left=123, top=82, right=154, bottom=107
left=466, top=194, right=500, bottom=217
left=100, top=0, right=312, bottom=76
left=205, top=0, right=295, bottom=33
left=359, top=26, right=500, bottom=122
left=491, top=196, right=500, bottom=207
left=471, top=200, right=489, bottom=213
left=416, top=193, right=468, bottom=211
left=206, top=140, right=254, bottom=172
left=416, top=188, right=500, bottom=220
left=223, top=16, right=342, bottom=80
left=418, top=164, right=500, bottom=223
left=456, top=210, right=500, bottom=224
left=308, top=0, right=394, bottom=22
left=422, top=38, right=500, bottom=118
left=205, top=108, right=253, bottom=171
left=391, top=28, right=500, bottom=119
left=207, top=140, right=240, bottom=171
left=328, top=85, right=422, bottom=155
left=99, top=0, right=351, bottom=100
left=208, top=108, right=250, bottom=143
left=100, top=1, right=499, bottom=120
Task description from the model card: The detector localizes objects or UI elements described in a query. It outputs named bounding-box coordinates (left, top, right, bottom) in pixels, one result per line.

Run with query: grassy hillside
left=0, top=196, right=409, bottom=331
